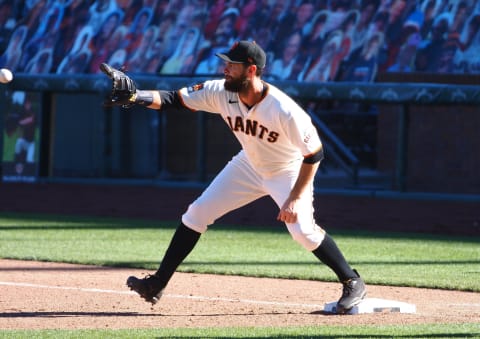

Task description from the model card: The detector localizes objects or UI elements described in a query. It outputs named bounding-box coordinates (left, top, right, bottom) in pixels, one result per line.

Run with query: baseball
left=0, top=68, right=13, bottom=84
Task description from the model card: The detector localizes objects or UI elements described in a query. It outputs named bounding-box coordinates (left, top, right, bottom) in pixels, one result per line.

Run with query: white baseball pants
left=182, top=151, right=326, bottom=251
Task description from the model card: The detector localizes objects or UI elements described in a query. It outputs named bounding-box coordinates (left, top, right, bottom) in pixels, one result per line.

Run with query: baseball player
left=100, top=40, right=366, bottom=314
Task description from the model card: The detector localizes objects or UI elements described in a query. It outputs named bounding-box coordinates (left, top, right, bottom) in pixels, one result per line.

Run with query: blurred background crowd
left=1, top=0, right=480, bottom=82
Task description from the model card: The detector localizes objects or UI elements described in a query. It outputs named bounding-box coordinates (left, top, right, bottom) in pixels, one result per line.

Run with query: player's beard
left=224, top=73, right=249, bottom=93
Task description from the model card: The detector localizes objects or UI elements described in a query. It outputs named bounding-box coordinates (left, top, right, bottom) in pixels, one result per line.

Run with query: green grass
left=1, top=323, right=480, bottom=338
left=1, top=212, right=479, bottom=338
left=0, top=213, right=478, bottom=291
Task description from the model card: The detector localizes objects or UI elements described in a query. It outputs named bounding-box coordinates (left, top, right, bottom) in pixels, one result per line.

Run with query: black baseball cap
left=216, top=41, right=267, bottom=69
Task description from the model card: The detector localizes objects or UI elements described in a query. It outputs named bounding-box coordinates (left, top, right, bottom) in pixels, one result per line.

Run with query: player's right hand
left=277, top=198, right=299, bottom=224
left=100, top=63, right=137, bottom=108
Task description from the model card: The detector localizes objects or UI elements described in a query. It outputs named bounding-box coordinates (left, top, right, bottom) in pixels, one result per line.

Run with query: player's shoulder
left=195, top=79, right=225, bottom=90
left=264, top=82, right=312, bottom=121
left=184, top=79, right=225, bottom=95
left=265, top=82, right=300, bottom=108
left=205, top=79, right=225, bottom=87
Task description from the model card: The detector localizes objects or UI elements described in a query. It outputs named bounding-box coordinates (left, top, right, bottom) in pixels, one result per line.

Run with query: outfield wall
left=1, top=74, right=479, bottom=196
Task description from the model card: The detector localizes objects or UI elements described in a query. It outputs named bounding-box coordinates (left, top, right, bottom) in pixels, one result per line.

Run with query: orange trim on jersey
left=303, top=146, right=323, bottom=158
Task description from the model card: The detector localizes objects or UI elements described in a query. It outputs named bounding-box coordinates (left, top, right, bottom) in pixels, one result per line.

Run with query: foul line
left=0, top=281, right=323, bottom=309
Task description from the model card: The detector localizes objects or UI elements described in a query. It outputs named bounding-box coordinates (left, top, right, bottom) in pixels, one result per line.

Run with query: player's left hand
left=277, top=198, right=299, bottom=223
left=100, top=63, right=137, bottom=108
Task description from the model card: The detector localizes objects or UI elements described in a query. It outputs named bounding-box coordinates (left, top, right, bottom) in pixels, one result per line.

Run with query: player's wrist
left=133, top=90, right=154, bottom=106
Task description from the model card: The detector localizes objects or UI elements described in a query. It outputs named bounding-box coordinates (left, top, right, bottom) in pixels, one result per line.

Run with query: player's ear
left=246, top=64, right=257, bottom=76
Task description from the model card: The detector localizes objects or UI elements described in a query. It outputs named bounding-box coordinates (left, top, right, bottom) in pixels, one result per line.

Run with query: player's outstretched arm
left=100, top=63, right=161, bottom=109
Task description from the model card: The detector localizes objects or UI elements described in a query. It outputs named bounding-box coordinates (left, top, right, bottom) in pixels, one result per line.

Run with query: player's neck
left=239, top=79, right=267, bottom=108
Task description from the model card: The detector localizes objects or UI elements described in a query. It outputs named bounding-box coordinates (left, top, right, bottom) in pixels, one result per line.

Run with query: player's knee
left=289, top=230, right=314, bottom=250
left=287, top=224, right=325, bottom=251
left=181, top=201, right=212, bottom=233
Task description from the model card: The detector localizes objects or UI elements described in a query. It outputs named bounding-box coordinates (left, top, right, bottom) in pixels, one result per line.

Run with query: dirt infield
left=1, top=182, right=479, bottom=330
left=1, top=259, right=479, bottom=330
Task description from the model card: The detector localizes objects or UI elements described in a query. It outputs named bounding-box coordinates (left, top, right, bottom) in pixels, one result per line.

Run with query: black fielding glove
left=100, top=63, right=138, bottom=108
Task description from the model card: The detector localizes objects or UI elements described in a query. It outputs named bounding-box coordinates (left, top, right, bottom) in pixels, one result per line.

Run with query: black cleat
left=126, top=274, right=164, bottom=305
left=336, top=270, right=367, bottom=314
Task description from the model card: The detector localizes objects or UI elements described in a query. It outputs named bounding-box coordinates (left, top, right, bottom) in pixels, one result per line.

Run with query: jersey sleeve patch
left=187, top=83, right=205, bottom=93
left=303, top=126, right=319, bottom=146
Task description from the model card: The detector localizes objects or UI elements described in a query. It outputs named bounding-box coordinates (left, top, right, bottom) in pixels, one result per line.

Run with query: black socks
left=312, top=233, right=358, bottom=282
left=154, top=223, right=201, bottom=288
left=153, top=224, right=356, bottom=288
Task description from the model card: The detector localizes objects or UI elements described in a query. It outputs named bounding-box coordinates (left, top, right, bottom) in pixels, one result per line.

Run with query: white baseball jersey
left=178, top=79, right=322, bottom=177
